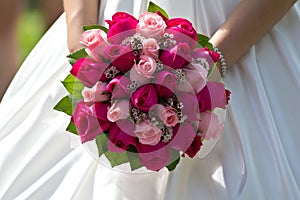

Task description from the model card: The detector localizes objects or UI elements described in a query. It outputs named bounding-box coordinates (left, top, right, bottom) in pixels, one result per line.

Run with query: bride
left=0, top=0, right=299, bottom=199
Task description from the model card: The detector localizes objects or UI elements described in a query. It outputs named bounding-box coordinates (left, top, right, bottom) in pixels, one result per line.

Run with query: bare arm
left=210, top=0, right=297, bottom=67
left=63, top=0, right=99, bottom=52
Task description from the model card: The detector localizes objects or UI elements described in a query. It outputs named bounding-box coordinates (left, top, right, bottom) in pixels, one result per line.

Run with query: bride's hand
left=63, top=0, right=99, bottom=53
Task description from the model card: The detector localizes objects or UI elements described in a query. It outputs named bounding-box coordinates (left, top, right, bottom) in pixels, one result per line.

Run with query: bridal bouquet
left=55, top=2, right=230, bottom=171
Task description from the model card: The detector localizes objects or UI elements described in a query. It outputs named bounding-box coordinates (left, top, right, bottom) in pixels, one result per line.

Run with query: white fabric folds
left=1, top=0, right=300, bottom=199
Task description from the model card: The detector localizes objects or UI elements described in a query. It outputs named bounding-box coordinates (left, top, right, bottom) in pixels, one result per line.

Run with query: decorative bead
left=213, top=46, right=227, bottom=77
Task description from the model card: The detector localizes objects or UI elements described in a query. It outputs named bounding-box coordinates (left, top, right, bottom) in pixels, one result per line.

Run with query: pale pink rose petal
left=107, top=100, right=130, bottom=122
left=199, top=111, right=223, bottom=140
left=137, top=12, right=166, bottom=39
left=134, top=121, right=162, bottom=146
left=142, top=38, right=159, bottom=59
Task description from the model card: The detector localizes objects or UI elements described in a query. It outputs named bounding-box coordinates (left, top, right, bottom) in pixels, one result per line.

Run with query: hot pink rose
left=154, top=70, right=178, bottom=98
left=107, top=100, right=130, bottom=122
left=93, top=102, right=112, bottom=133
left=184, top=135, right=202, bottom=158
left=142, top=38, right=159, bottom=59
left=108, top=120, right=136, bottom=153
left=134, top=120, right=162, bottom=146
left=131, top=84, right=158, bottom=112
left=80, top=29, right=110, bottom=61
left=196, top=82, right=227, bottom=112
left=166, top=18, right=198, bottom=48
left=160, top=43, right=192, bottom=69
left=70, top=58, right=109, bottom=88
left=137, top=12, right=166, bottom=39
left=192, top=47, right=220, bottom=68
left=130, top=55, right=156, bottom=85
left=155, top=105, right=179, bottom=127
left=82, top=81, right=110, bottom=103
left=178, top=63, right=208, bottom=94
left=106, top=76, right=131, bottom=99
left=179, top=92, right=200, bottom=122
left=105, top=12, right=138, bottom=44
left=72, top=100, right=104, bottom=143
left=137, top=142, right=172, bottom=171
left=198, top=111, right=224, bottom=140
left=170, top=122, right=197, bottom=152
left=104, top=44, right=137, bottom=72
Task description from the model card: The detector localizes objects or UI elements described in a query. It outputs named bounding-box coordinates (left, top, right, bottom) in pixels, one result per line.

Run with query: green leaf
left=96, top=133, right=109, bottom=157
left=83, top=24, right=108, bottom=33
left=207, top=62, right=218, bottom=78
left=148, top=1, right=169, bottom=19
left=62, top=74, right=85, bottom=98
left=127, top=147, right=143, bottom=171
left=166, top=150, right=180, bottom=171
left=105, top=151, right=129, bottom=168
left=66, top=120, right=78, bottom=135
left=67, top=48, right=88, bottom=65
left=53, top=95, right=73, bottom=116
left=197, top=33, right=210, bottom=48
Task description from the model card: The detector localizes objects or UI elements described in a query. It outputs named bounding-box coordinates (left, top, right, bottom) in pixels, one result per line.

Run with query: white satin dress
left=0, top=0, right=300, bottom=199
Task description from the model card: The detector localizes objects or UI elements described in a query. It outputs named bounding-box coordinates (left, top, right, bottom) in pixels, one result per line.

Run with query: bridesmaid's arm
left=63, top=0, right=100, bottom=52
left=209, top=0, right=296, bottom=67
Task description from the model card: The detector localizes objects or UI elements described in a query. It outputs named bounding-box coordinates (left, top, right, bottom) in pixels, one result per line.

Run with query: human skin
left=63, top=0, right=100, bottom=53
left=0, top=0, right=20, bottom=101
left=209, top=0, right=297, bottom=68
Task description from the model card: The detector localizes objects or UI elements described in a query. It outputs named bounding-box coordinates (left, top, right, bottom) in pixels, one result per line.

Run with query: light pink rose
left=80, top=29, right=110, bottom=61
left=107, top=100, right=130, bottom=122
left=82, top=81, right=110, bottom=103
left=137, top=12, right=166, bottom=39
left=134, top=120, right=162, bottom=146
left=142, top=38, right=159, bottom=59
left=178, top=63, right=208, bottom=94
left=155, top=105, right=179, bottom=127
left=198, top=111, right=224, bottom=140
left=130, top=55, right=156, bottom=85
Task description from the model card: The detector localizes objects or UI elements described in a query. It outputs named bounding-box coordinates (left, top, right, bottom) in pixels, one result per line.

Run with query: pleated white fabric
left=1, top=0, right=300, bottom=199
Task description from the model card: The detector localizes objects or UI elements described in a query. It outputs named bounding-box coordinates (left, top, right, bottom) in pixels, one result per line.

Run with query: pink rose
left=142, top=38, right=159, bottom=59
left=108, top=120, right=136, bottom=153
left=196, top=82, right=227, bottom=112
left=184, top=135, right=202, bottom=158
left=134, top=120, right=162, bottom=146
left=160, top=43, right=192, bottom=69
left=170, top=122, right=197, bottom=152
left=93, top=101, right=112, bottom=133
left=105, top=12, right=138, bottom=44
left=154, top=70, right=178, bottom=98
left=198, top=111, right=224, bottom=140
left=107, top=100, right=130, bottom=122
left=137, top=142, right=172, bottom=171
left=104, top=44, right=137, bottom=72
left=82, top=81, right=110, bottom=103
left=70, top=58, right=109, bottom=88
left=72, top=100, right=104, bottom=143
left=178, top=63, right=208, bottom=94
left=80, top=29, right=110, bottom=61
left=155, top=105, right=178, bottom=127
left=130, top=55, right=156, bottom=85
left=179, top=92, right=200, bottom=122
left=166, top=18, right=198, bottom=48
left=192, top=47, right=220, bottom=68
left=131, top=84, right=158, bottom=112
left=137, top=12, right=166, bottom=39
left=106, top=76, right=131, bottom=99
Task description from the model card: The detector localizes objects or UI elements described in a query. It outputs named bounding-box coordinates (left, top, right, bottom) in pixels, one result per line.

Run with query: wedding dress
left=1, top=0, right=300, bottom=199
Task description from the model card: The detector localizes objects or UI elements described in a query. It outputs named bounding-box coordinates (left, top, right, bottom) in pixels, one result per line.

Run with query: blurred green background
left=16, top=1, right=63, bottom=65
left=17, top=9, right=45, bottom=63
